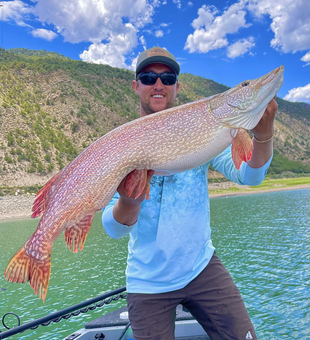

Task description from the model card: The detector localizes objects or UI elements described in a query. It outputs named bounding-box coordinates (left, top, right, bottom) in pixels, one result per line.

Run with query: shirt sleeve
left=102, top=192, right=136, bottom=239
left=211, top=146, right=272, bottom=186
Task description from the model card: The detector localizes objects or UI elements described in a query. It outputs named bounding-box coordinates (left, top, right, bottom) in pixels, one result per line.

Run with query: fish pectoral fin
left=65, top=214, right=94, bottom=253
left=124, top=169, right=148, bottom=199
left=4, top=245, right=51, bottom=302
left=32, top=169, right=65, bottom=218
left=231, top=128, right=253, bottom=170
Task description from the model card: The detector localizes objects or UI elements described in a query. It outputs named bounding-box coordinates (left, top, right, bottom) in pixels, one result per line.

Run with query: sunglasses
left=136, top=72, right=178, bottom=86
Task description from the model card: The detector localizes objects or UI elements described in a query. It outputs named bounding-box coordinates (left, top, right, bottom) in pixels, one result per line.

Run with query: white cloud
left=131, top=55, right=139, bottom=71
left=248, top=0, right=309, bottom=53
left=185, top=1, right=249, bottom=53
left=284, top=83, right=310, bottom=103
left=33, top=0, right=154, bottom=44
left=155, top=30, right=163, bottom=37
left=79, top=23, right=138, bottom=70
left=227, top=36, right=255, bottom=58
left=176, top=57, right=187, bottom=66
left=172, top=0, right=181, bottom=9
left=140, top=36, right=147, bottom=50
left=188, top=2, right=193, bottom=6
left=301, top=51, right=310, bottom=66
left=31, top=28, right=58, bottom=41
left=2, top=0, right=161, bottom=69
left=1, top=0, right=33, bottom=27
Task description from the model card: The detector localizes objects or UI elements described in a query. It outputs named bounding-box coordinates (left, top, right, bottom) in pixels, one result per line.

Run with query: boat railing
left=0, top=286, right=127, bottom=339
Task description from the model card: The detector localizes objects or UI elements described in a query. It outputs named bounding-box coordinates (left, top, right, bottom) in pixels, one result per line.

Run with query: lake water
left=0, top=188, right=309, bottom=339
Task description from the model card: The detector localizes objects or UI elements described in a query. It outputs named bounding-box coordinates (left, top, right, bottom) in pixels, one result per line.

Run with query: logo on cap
left=147, top=47, right=169, bottom=58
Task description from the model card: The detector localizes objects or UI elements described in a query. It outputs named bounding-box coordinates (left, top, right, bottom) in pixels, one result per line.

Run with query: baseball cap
left=135, top=47, right=180, bottom=76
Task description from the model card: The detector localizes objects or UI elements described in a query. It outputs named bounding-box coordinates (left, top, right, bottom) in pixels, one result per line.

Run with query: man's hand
left=250, top=96, right=278, bottom=141
left=247, top=96, right=278, bottom=169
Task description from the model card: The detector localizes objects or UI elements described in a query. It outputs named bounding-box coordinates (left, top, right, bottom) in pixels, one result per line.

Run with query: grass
left=251, top=177, right=310, bottom=188
left=209, top=177, right=310, bottom=196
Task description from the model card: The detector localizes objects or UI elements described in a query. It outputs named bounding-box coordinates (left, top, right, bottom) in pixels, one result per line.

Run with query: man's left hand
left=250, top=96, right=278, bottom=141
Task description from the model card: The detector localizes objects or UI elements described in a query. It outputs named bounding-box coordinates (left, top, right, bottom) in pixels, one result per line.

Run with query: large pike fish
left=4, top=66, right=284, bottom=301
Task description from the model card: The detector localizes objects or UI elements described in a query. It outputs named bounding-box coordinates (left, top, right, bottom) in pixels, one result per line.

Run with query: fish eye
left=242, top=81, right=250, bottom=87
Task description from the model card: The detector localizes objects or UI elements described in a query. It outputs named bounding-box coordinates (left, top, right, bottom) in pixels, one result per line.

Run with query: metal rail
left=0, top=286, right=127, bottom=339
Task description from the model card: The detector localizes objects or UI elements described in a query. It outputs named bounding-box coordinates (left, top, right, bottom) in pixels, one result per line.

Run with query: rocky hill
left=0, top=48, right=309, bottom=188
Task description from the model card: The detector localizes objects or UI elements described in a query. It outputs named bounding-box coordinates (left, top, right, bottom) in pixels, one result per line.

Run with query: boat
left=63, top=304, right=210, bottom=340
left=0, top=287, right=210, bottom=340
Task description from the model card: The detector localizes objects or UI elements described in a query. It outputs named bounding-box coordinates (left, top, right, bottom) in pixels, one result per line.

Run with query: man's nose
left=153, top=76, right=164, bottom=88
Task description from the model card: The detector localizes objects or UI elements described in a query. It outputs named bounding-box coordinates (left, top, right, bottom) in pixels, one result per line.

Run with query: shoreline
left=1, top=183, right=309, bottom=221
left=209, top=183, right=310, bottom=198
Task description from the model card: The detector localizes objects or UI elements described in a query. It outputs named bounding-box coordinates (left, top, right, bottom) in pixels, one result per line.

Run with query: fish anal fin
left=65, top=215, right=94, bottom=253
left=231, top=129, right=253, bottom=170
left=31, top=169, right=65, bottom=218
left=4, top=245, right=51, bottom=302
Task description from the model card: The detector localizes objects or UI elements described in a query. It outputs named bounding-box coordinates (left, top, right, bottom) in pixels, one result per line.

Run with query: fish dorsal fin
left=231, top=129, right=253, bottom=169
left=65, top=214, right=94, bottom=253
left=31, top=169, right=65, bottom=218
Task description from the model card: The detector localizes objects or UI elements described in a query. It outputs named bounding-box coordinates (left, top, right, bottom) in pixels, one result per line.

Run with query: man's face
left=133, top=63, right=180, bottom=117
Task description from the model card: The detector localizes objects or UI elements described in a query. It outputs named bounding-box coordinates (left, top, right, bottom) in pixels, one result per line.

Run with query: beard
left=140, top=97, right=175, bottom=115
left=140, top=101, right=156, bottom=115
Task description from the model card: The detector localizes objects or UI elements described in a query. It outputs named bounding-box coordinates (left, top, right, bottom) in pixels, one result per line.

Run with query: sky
left=0, top=0, right=309, bottom=103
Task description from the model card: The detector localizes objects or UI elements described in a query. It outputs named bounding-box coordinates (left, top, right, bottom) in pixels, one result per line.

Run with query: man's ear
left=132, top=80, right=139, bottom=95
left=176, top=81, right=180, bottom=93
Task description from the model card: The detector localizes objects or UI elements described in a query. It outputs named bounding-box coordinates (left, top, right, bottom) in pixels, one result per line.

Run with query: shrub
left=28, top=166, right=36, bottom=173
left=44, top=154, right=51, bottom=162
left=7, top=132, right=14, bottom=146
left=86, top=117, right=93, bottom=125
left=71, top=122, right=79, bottom=133
left=37, top=161, right=44, bottom=173
left=47, top=163, right=54, bottom=172
left=5, top=154, right=13, bottom=163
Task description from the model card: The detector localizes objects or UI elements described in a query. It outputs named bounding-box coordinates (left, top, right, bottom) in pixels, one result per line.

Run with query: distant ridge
left=8, top=48, right=70, bottom=60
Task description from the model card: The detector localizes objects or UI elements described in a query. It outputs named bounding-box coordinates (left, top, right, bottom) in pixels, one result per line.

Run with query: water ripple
left=0, top=189, right=309, bottom=339
left=211, top=189, right=310, bottom=340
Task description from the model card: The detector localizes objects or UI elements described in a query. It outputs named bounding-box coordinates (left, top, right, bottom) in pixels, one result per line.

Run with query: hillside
left=0, top=48, right=309, bottom=188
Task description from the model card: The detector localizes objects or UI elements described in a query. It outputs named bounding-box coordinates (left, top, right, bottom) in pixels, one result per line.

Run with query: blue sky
left=0, top=0, right=309, bottom=102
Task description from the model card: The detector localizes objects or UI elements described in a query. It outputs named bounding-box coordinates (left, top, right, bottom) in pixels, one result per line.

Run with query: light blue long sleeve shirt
left=102, top=146, right=272, bottom=294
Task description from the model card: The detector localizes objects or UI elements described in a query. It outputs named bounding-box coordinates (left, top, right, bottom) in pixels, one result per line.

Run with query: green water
left=0, top=189, right=309, bottom=339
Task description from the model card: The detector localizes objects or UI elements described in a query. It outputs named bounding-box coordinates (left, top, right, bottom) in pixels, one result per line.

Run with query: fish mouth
left=260, top=65, right=284, bottom=88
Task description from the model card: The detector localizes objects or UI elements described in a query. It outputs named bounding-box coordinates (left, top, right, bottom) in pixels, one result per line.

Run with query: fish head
left=209, top=65, right=284, bottom=130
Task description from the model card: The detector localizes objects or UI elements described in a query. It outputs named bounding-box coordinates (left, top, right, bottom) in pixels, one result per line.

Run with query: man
left=102, top=46, right=277, bottom=339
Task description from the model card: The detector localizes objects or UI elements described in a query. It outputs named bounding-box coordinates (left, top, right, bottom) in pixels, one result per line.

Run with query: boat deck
left=64, top=305, right=211, bottom=340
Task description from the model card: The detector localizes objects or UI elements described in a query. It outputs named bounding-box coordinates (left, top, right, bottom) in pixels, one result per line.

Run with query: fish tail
left=4, top=245, right=51, bottom=302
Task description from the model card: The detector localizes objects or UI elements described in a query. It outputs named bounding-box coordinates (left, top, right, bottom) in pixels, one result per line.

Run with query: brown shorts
left=127, top=253, right=257, bottom=340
